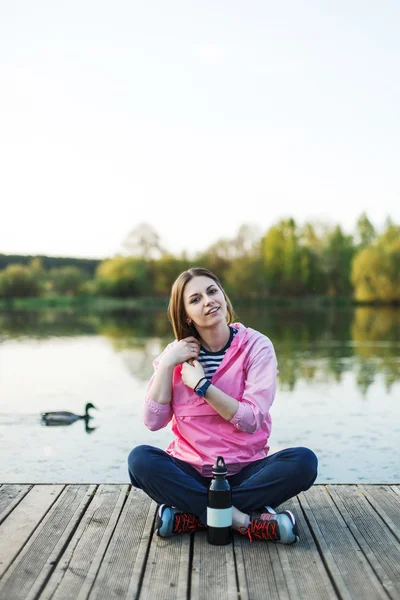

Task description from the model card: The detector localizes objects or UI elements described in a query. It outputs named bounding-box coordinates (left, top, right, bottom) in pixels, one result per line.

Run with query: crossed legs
left=128, top=444, right=318, bottom=526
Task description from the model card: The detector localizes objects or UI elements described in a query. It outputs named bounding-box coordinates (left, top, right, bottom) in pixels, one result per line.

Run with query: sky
left=1, top=1, right=399, bottom=259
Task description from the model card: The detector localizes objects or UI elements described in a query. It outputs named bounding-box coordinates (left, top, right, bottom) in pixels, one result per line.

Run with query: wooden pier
left=0, top=484, right=399, bottom=599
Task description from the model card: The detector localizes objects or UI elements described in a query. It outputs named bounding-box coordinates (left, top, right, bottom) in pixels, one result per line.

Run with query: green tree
left=356, top=212, right=376, bottom=248
left=299, top=223, right=327, bottom=294
left=196, top=224, right=262, bottom=284
left=152, top=255, right=191, bottom=296
left=224, top=256, right=266, bottom=299
left=260, top=219, right=309, bottom=295
left=28, top=257, right=48, bottom=295
left=29, top=257, right=44, bottom=275
left=351, top=221, right=400, bottom=303
left=320, top=225, right=355, bottom=296
left=0, top=264, right=40, bottom=298
left=195, top=242, right=232, bottom=282
left=47, top=266, right=87, bottom=296
left=95, top=256, right=151, bottom=297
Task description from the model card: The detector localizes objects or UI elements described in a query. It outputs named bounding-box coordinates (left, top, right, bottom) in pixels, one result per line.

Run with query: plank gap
left=231, top=536, right=242, bottom=600
left=297, top=491, right=346, bottom=600
left=132, top=501, right=157, bottom=600
left=358, top=485, right=400, bottom=544
left=326, top=485, right=398, bottom=599
left=187, top=532, right=194, bottom=600
left=32, top=484, right=99, bottom=600
left=0, top=485, right=33, bottom=525
left=81, top=485, right=131, bottom=600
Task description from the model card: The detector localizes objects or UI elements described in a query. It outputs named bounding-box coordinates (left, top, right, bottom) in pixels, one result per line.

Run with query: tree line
left=0, top=213, right=398, bottom=304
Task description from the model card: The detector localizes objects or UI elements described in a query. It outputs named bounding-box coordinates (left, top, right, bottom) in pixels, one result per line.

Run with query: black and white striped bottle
left=207, top=456, right=232, bottom=545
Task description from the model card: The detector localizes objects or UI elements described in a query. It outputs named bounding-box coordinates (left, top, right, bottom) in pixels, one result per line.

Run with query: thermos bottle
left=207, top=456, right=232, bottom=545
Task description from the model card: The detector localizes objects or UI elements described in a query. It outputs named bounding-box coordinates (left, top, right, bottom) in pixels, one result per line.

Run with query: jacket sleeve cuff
left=144, top=396, right=171, bottom=413
left=230, top=402, right=246, bottom=427
left=143, top=396, right=172, bottom=430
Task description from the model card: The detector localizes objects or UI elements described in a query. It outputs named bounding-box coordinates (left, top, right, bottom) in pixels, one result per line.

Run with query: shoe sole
left=282, top=510, right=299, bottom=543
left=155, top=503, right=166, bottom=537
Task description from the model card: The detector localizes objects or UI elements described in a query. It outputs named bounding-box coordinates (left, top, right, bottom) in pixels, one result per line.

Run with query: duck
left=40, top=402, right=97, bottom=426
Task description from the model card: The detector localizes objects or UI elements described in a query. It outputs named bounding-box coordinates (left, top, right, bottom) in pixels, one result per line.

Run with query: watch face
left=196, top=380, right=210, bottom=397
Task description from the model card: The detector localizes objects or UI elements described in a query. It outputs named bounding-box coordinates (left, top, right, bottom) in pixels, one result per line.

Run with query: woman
left=128, top=267, right=317, bottom=542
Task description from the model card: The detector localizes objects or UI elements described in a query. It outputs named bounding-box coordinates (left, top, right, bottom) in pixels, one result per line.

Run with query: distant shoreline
left=0, top=295, right=397, bottom=312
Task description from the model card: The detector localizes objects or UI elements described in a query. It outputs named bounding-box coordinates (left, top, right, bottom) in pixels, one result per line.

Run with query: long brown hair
left=168, top=267, right=235, bottom=340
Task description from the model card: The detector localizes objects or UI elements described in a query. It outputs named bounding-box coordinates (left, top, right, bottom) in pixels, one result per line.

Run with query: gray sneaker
left=155, top=504, right=206, bottom=537
left=238, top=506, right=299, bottom=544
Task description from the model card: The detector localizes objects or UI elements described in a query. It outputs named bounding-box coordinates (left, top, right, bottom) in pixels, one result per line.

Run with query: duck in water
left=41, top=402, right=97, bottom=426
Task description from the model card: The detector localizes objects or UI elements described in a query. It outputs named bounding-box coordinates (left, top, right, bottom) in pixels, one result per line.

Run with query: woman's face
left=183, top=276, right=227, bottom=330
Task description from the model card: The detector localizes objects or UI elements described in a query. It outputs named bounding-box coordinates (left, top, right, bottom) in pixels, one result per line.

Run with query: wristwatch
left=194, top=379, right=211, bottom=398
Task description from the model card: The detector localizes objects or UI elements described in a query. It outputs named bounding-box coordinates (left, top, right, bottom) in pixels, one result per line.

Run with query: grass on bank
left=0, top=295, right=170, bottom=312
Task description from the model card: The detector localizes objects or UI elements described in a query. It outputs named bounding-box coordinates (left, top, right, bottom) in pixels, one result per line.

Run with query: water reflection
left=352, top=308, right=400, bottom=394
left=0, top=306, right=399, bottom=396
left=0, top=305, right=399, bottom=483
left=40, top=414, right=97, bottom=434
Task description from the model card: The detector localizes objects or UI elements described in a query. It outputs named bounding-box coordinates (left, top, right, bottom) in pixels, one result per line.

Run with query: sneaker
left=238, top=507, right=299, bottom=544
left=155, top=504, right=206, bottom=538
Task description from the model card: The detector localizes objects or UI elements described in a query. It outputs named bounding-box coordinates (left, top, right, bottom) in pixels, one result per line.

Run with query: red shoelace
left=239, top=513, right=279, bottom=542
left=173, top=512, right=206, bottom=534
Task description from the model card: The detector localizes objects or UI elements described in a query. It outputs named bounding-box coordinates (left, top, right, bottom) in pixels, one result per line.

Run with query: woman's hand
left=181, top=360, right=206, bottom=390
left=160, top=336, right=200, bottom=368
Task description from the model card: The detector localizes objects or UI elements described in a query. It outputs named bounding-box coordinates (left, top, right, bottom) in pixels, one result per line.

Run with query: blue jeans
left=128, top=445, right=318, bottom=525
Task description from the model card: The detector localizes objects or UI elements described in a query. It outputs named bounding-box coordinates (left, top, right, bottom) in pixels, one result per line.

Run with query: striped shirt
left=198, top=327, right=238, bottom=379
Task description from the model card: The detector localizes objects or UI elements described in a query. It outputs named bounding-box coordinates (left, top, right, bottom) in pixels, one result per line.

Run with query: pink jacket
left=143, top=323, right=278, bottom=476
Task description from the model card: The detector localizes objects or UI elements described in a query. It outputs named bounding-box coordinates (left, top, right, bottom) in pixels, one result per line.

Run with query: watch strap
left=195, top=379, right=211, bottom=397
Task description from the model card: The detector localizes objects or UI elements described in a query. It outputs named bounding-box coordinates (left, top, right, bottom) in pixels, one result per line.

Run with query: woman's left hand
left=181, top=360, right=206, bottom=390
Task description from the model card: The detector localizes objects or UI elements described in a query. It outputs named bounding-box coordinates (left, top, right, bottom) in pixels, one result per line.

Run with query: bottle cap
left=212, top=456, right=227, bottom=476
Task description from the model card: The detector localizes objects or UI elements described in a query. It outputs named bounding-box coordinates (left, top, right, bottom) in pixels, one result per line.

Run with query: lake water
left=0, top=306, right=399, bottom=483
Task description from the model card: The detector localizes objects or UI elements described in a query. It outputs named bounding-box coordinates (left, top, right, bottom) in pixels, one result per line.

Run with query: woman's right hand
left=161, top=336, right=200, bottom=367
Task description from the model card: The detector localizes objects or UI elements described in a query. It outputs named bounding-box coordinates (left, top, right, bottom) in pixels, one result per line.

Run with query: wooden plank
left=139, top=519, right=191, bottom=600
left=190, top=531, right=237, bottom=600
left=233, top=496, right=338, bottom=600
left=234, top=526, right=290, bottom=600
left=231, top=533, right=248, bottom=600
left=0, top=484, right=397, bottom=600
left=89, top=488, right=154, bottom=600
left=329, top=485, right=400, bottom=599
left=299, top=486, right=387, bottom=600
left=275, top=496, right=339, bottom=600
left=391, top=485, right=400, bottom=500
left=0, top=484, right=32, bottom=525
left=41, top=484, right=128, bottom=600
left=360, top=485, right=400, bottom=542
left=0, top=484, right=64, bottom=578
left=0, top=484, right=95, bottom=600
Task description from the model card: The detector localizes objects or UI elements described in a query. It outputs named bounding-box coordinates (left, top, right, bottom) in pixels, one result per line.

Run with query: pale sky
left=1, top=1, right=399, bottom=259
